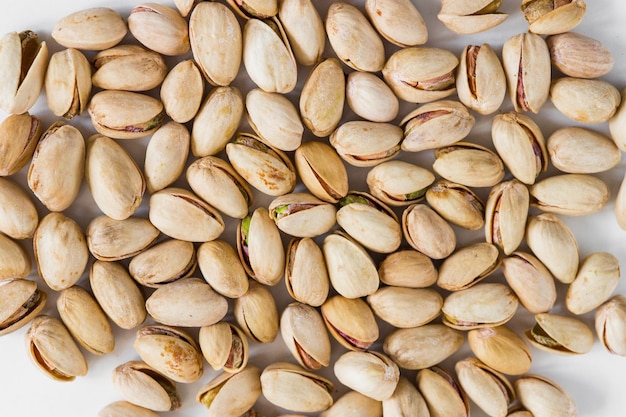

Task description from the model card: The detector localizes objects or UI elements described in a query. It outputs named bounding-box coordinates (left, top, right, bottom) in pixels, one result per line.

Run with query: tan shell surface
left=112, top=361, right=180, bottom=412
left=321, top=295, right=378, bottom=351
left=0, top=278, right=46, bottom=336
left=515, top=375, right=576, bottom=417
left=294, top=140, right=348, bottom=203
left=270, top=193, right=336, bottom=238
left=198, top=321, right=249, bottom=372
left=566, top=252, right=620, bottom=315
left=366, top=0, right=427, bottom=47
left=346, top=71, right=399, bottom=122
left=261, top=362, right=333, bottom=412
left=197, top=366, right=262, bottom=417
left=367, top=286, right=442, bottom=328
left=334, top=350, right=399, bottom=401
left=86, top=215, right=160, bottom=261
left=278, top=0, right=325, bottom=66
left=144, top=121, right=190, bottom=193
left=596, top=295, right=626, bottom=356
left=456, top=43, right=506, bottom=115
left=285, top=237, right=329, bottom=307
left=161, top=60, right=204, bottom=123
left=233, top=280, right=279, bottom=343
left=0, top=177, right=39, bottom=239
left=129, top=239, right=196, bottom=288
left=550, top=77, right=621, bottom=124
left=281, top=302, right=331, bottom=370
left=547, top=127, right=620, bottom=174
left=437, top=242, right=501, bottom=291
left=378, top=249, right=438, bottom=288
left=0, top=233, right=31, bottom=281
left=197, top=240, right=248, bottom=298
left=468, top=326, right=532, bottom=375
left=402, top=204, right=456, bottom=260
left=91, top=45, right=167, bottom=91
left=45, top=48, right=91, bottom=119
left=52, top=8, right=127, bottom=50
left=502, top=251, right=557, bottom=314
left=0, top=113, right=41, bottom=176
left=128, top=3, right=190, bottom=56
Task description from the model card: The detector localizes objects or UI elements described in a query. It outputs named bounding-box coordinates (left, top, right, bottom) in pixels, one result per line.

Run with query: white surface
left=1, top=1, right=626, bottom=416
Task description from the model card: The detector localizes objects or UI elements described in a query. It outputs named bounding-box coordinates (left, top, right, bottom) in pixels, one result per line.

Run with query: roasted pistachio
left=382, top=376, right=429, bottom=417
left=128, top=3, right=190, bottom=56
left=86, top=215, right=160, bottom=262
left=455, top=358, right=515, bottom=417
left=278, top=0, right=325, bottom=66
left=334, top=350, right=399, bottom=401
left=269, top=193, right=336, bottom=238
left=521, top=0, right=586, bottom=35
left=437, top=242, right=501, bottom=291
left=129, top=239, right=196, bottom=288
left=197, top=366, right=262, bottom=417
left=366, top=0, right=427, bottom=46
left=524, top=313, right=594, bottom=355
left=502, top=252, right=557, bottom=314
left=468, top=326, right=532, bottom=375
left=321, top=295, right=378, bottom=351
left=529, top=174, right=610, bottom=216
left=485, top=179, right=529, bottom=255
left=0, top=233, right=31, bottom=281
left=112, top=361, right=180, bottom=412
left=515, top=375, right=576, bottom=417
left=566, top=252, right=620, bottom=315
left=246, top=88, right=303, bottom=151
left=367, top=161, right=435, bottom=207
left=92, top=45, right=167, bottom=91
left=227, top=0, right=278, bottom=19
left=402, top=204, right=456, bottom=260
left=197, top=240, right=248, bottom=298
left=45, top=48, right=91, bottom=119
left=233, top=280, right=279, bottom=343
left=330, top=121, right=402, bottom=168
left=281, top=303, right=331, bottom=370
left=550, top=77, right=621, bottom=124
left=378, top=249, right=438, bottom=288
left=547, top=127, right=620, bottom=174
left=595, top=295, right=626, bottom=356
left=199, top=322, right=249, bottom=373
left=0, top=177, right=39, bottom=240
left=368, top=287, right=442, bottom=328
left=294, top=140, right=348, bottom=203
left=285, top=237, right=329, bottom=307
left=547, top=32, right=613, bottom=78
left=0, top=279, right=46, bottom=336
left=456, top=43, right=506, bottom=115
left=438, top=0, right=508, bottom=34
left=161, top=60, right=204, bottom=123
left=0, top=112, right=41, bottom=176
left=346, top=71, right=399, bottom=123
left=426, top=180, right=485, bottom=230
left=417, top=366, right=469, bottom=417
left=433, top=142, right=505, bottom=188
left=321, top=390, right=383, bottom=417
left=52, top=8, right=126, bottom=50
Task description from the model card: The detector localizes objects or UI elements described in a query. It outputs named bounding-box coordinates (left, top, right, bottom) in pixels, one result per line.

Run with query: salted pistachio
left=25, top=315, right=88, bottom=382
left=129, top=239, right=196, bottom=288
left=485, top=179, right=529, bottom=255
left=261, top=362, right=333, bottom=412
left=92, top=45, right=167, bottom=91
left=383, top=324, right=464, bottom=370
left=226, top=133, right=296, bottom=196
left=285, top=238, right=329, bottom=307
left=190, top=2, right=242, bottom=86
left=299, top=58, right=345, bottom=137
left=321, top=390, right=382, bottom=417
left=192, top=86, right=244, bottom=157
left=234, top=280, right=279, bottom=343
left=0, top=279, right=46, bottom=336
left=346, top=72, right=399, bottom=123
left=0, top=177, right=38, bottom=239
left=402, top=204, right=456, bottom=260
left=502, top=252, right=556, bottom=314
left=52, top=8, right=126, bottom=50
left=199, top=322, right=249, bottom=373
left=468, top=326, right=532, bottom=375
left=368, top=287, right=442, bottom=328
left=330, top=121, right=402, bottom=168
left=383, top=47, right=458, bottom=103
left=457, top=43, right=506, bottom=115
left=455, top=358, right=515, bottom=417
left=334, top=350, right=399, bottom=401
left=530, top=173, right=610, bottom=216
left=378, top=249, right=437, bottom=288
left=442, top=283, right=519, bottom=330
left=323, top=232, right=379, bottom=298
left=45, top=48, right=91, bottom=119
left=86, top=215, right=160, bottom=262
left=502, top=33, right=551, bottom=113
left=149, top=187, right=225, bottom=242
left=515, top=375, right=576, bottom=417
left=610, top=88, right=626, bottom=151
left=243, top=17, right=297, bottom=93
left=1, top=31, right=45, bottom=115
left=521, top=0, right=586, bottom=35
left=365, top=0, right=427, bottom=47
left=144, top=122, right=189, bottom=193
left=0, top=113, right=41, bottom=176
left=547, top=127, right=620, bottom=174
left=134, top=324, right=203, bottom=383
left=278, top=0, right=325, bottom=66
left=382, top=376, right=429, bottom=417
left=433, top=142, right=505, bottom=188
left=281, top=303, right=331, bottom=370
left=550, top=77, right=621, bottom=123
left=128, top=3, right=189, bottom=56
left=197, top=240, right=248, bottom=298
left=367, top=161, right=435, bottom=207
left=228, top=0, right=278, bottom=19
left=246, top=88, right=303, bottom=151
left=86, top=134, right=145, bottom=220
left=595, top=295, right=626, bottom=356
left=197, top=366, right=262, bottom=417
left=0, top=233, right=30, bottom=281
left=294, top=140, right=348, bottom=203
left=27, top=122, right=84, bottom=212
left=525, top=313, right=594, bottom=355
left=269, top=193, right=336, bottom=238
left=566, top=252, right=620, bottom=315
left=416, top=367, right=469, bottom=417
left=426, top=180, right=485, bottom=230
left=547, top=32, right=614, bottom=78
left=437, top=242, right=501, bottom=291
left=237, top=207, right=285, bottom=286
left=438, top=0, right=508, bottom=34
left=617, top=171, right=626, bottom=230
left=326, top=3, right=384, bottom=72
left=88, top=91, right=165, bottom=139
left=161, top=60, right=203, bottom=123
left=113, top=361, right=180, bottom=412
left=321, top=295, right=378, bottom=351
left=98, top=402, right=160, bottom=417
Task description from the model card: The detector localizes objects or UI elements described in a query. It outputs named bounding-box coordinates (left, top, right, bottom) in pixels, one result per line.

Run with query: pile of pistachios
left=1, top=0, right=626, bottom=416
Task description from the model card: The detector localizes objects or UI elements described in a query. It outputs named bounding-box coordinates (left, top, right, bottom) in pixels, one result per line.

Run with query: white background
left=1, top=1, right=626, bottom=416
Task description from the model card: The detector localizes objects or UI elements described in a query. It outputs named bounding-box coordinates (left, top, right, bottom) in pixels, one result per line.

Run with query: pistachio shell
left=433, top=142, right=505, bottom=188
left=485, top=179, right=529, bottom=255
left=346, top=71, right=399, bottom=122
left=547, top=32, right=614, bottom=78
left=281, top=303, right=331, bottom=370
left=366, top=0, right=427, bottom=47
left=86, top=215, right=160, bottom=261
left=52, top=8, right=127, bottom=50
left=0, top=279, right=46, bottom=336
left=321, top=390, right=383, bottom=417
left=129, top=239, right=196, bottom=288
left=0, top=177, right=39, bottom=239
left=197, top=240, right=248, bottom=298
left=426, top=180, right=485, bottom=230
left=515, top=375, right=576, bottom=417
left=261, top=362, right=333, bottom=412
left=161, top=60, right=204, bottom=123
left=455, top=358, right=515, bottom=417
left=144, top=122, right=189, bottom=193
left=128, top=3, right=190, bottom=56
left=113, top=361, right=180, bottom=411
left=595, top=295, right=626, bottom=356
left=522, top=0, right=586, bottom=35
left=0, top=112, right=41, bottom=176
left=246, top=88, right=303, bottom=151
left=550, top=77, right=621, bottom=123
left=285, top=238, right=330, bottom=307
left=438, top=0, right=508, bottom=34
left=278, top=0, right=325, bottom=66
left=330, top=121, right=402, bottom=168
left=367, top=161, right=435, bottom=207
left=382, top=376, right=430, bottom=417
left=502, top=252, right=556, bottom=314
left=468, top=326, right=532, bottom=375
left=378, top=249, right=438, bottom=288
left=294, top=140, right=348, bottom=203
left=456, top=43, right=506, bottom=115
left=437, top=242, right=501, bottom=291
left=233, top=280, right=279, bottom=343
left=416, top=366, right=469, bottom=417
left=402, top=204, right=456, bottom=260
left=0, top=233, right=31, bottom=281
left=321, top=295, right=379, bottom=351
left=566, top=252, right=620, bottom=315
left=334, top=351, right=399, bottom=401
left=530, top=174, right=610, bottom=216
left=269, top=193, right=336, bottom=238
left=98, top=402, right=161, bottom=417
left=367, top=287, right=442, bottom=328
left=91, top=44, right=167, bottom=91
left=196, top=366, right=262, bottom=417
left=610, top=87, right=626, bottom=151
left=547, top=127, right=620, bottom=174
left=199, top=322, right=249, bottom=373
left=227, top=0, right=278, bottom=19
left=524, top=313, right=594, bottom=355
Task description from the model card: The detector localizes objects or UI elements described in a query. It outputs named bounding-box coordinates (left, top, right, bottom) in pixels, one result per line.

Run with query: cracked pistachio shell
left=515, top=375, right=576, bottom=417
left=52, top=8, right=126, bottom=50
left=530, top=173, right=609, bottom=216
left=134, top=324, right=203, bottom=383
left=0, top=233, right=30, bottom=281
left=227, top=0, right=278, bottom=19
left=112, top=361, right=180, bottom=412
left=595, top=295, right=626, bottom=356
left=566, top=252, right=620, bottom=315
left=368, top=286, right=442, bottom=328
left=383, top=325, right=464, bottom=370
left=426, top=180, right=485, bottom=230
left=401, top=100, right=475, bottom=152
left=335, top=351, right=399, bottom=401
left=246, top=88, right=303, bottom=151
left=86, top=134, right=145, bottom=220
left=197, top=240, right=248, bottom=298
left=378, top=249, right=437, bottom=288
left=279, top=0, right=325, bottom=66
left=433, top=142, right=505, bottom=188
left=98, top=402, right=160, bottom=417
left=382, top=377, right=429, bottom=417
left=294, top=140, right=348, bottom=203
left=197, top=366, right=262, bottom=417
left=57, top=285, right=115, bottom=355
left=234, top=280, right=279, bottom=343
left=457, top=43, right=506, bottom=115
left=0, top=279, right=46, bottom=336
left=321, top=295, right=378, bottom=351
left=550, top=77, right=620, bottom=124
left=161, top=60, right=203, bottom=123
left=149, top=187, right=225, bottom=242
left=502, top=33, right=551, bottom=113
left=86, top=215, right=160, bottom=261
left=45, top=48, right=91, bottom=119
left=402, top=204, right=456, bottom=260
left=367, top=161, right=435, bottom=207
left=0, top=177, right=38, bottom=239
left=90, top=261, right=146, bottom=330
left=33, top=213, right=88, bottom=291
left=346, top=71, right=399, bottom=123
left=281, top=303, right=331, bottom=370
left=485, top=179, right=529, bottom=255
left=144, top=122, right=190, bottom=193
left=443, top=283, right=519, bottom=330
left=92, top=45, right=167, bottom=91
left=366, top=0, right=427, bottom=47
left=285, top=238, right=329, bottom=307
left=129, top=239, right=196, bottom=288
left=323, top=232, right=379, bottom=298
left=0, top=31, right=48, bottom=115
left=437, top=242, right=501, bottom=291
left=522, top=0, right=586, bottom=35
left=269, top=193, right=336, bottom=238
left=468, top=326, right=532, bottom=375
left=547, top=32, right=613, bottom=79
left=321, top=390, right=382, bottom=417
left=548, top=127, right=620, bottom=174
left=525, top=313, right=594, bottom=355
left=502, top=251, right=556, bottom=314
left=27, top=122, right=84, bottom=212
left=199, top=322, right=249, bottom=373
left=330, top=121, right=402, bottom=168
left=261, top=362, right=333, bottom=412
left=438, top=0, right=508, bottom=34
left=128, top=3, right=189, bottom=56
left=383, top=47, right=458, bottom=103
left=417, top=367, right=469, bottom=417
left=25, top=315, right=87, bottom=382
left=190, top=2, right=242, bottom=86
left=455, top=358, right=515, bottom=417
left=299, top=58, right=345, bottom=137
left=326, top=3, right=384, bottom=72
left=0, top=112, right=41, bottom=176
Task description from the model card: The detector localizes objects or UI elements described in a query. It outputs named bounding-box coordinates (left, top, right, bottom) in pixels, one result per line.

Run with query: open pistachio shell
left=468, top=326, right=532, bottom=375
left=502, top=251, right=556, bottom=314
left=334, top=350, right=399, bottom=401
left=382, top=376, right=429, bottom=417
left=330, top=121, right=402, bottom=168
left=294, top=140, right=348, bottom=203
left=227, top=0, right=278, bottom=19
left=595, top=295, right=626, bottom=356
left=368, top=287, right=442, bottom=328
left=112, top=361, right=180, bottom=412
left=566, top=252, right=620, bottom=315
left=402, top=204, right=456, bottom=260
left=0, top=177, right=39, bottom=239
left=525, top=313, right=594, bottom=355
left=378, top=249, right=437, bottom=288
left=278, top=0, right=325, bottom=66
left=285, top=237, right=329, bottom=307
left=269, top=193, right=336, bottom=238
left=456, top=43, right=506, bottom=115
left=0, top=279, right=46, bottom=336
left=438, top=0, right=508, bottom=34
left=455, top=357, right=515, bottom=417
left=281, top=303, right=331, bottom=370
left=416, top=366, right=469, bottom=417
left=261, top=362, right=333, bottom=412
left=366, top=160, right=435, bottom=207
left=52, top=8, right=126, bottom=50
left=321, top=295, right=378, bottom=351
left=197, top=366, right=262, bottom=417
left=0, top=113, right=42, bottom=176
left=0, top=233, right=31, bottom=281
left=144, top=122, right=190, bottom=193
left=128, top=3, right=190, bottom=56
left=485, top=179, right=529, bottom=255
left=86, top=215, right=160, bottom=261
left=515, top=375, right=576, bottom=417
left=129, top=239, right=196, bottom=288
left=233, top=280, right=279, bottom=343
left=197, top=240, right=248, bottom=298
left=321, top=390, right=383, bottom=417
left=522, top=0, right=586, bottom=35
left=437, top=242, right=501, bottom=291
left=366, top=0, right=427, bottom=47
left=199, top=322, right=249, bottom=373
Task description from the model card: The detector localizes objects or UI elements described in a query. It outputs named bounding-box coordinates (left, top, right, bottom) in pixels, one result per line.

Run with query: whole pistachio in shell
left=547, top=32, right=613, bottom=78
left=144, top=122, right=189, bottom=193
left=269, top=193, right=336, bottom=238
left=366, top=0, right=427, bottom=47
left=566, top=252, right=620, bottom=315
left=547, top=127, right=620, bottom=174
left=321, top=295, right=378, bottom=351
left=112, top=361, right=180, bottom=412
left=529, top=173, right=609, bottom=216
left=199, top=322, right=249, bottom=373
left=455, top=358, right=515, bottom=417
left=426, top=180, right=485, bottom=230
left=378, top=249, right=438, bottom=288
left=45, top=48, right=91, bottom=119
left=433, top=142, right=505, bottom=188
left=382, top=376, right=430, bottom=417
left=609, top=87, right=626, bottom=151
left=334, top=350, right=399, bottom=401
left=52, top=8, right=126, bottom=50
left=0, top=112, right=42, bottom=176
left=521, top=0, right=586, bottom=35
left=438, top=0, right=508, bottom=34
left=0, top=233, right=31, bottom=281
left=281, top=303, right=331, bottom=370
left=0, top=177, right=39, bottom=240
left=129, top=239, right=196, bottom=288
left=550, top=77, right=621, bottom=124
left=330, top=121, right=402, bottom=168
left=234, top=280, right=279, bottom=343
left=595, top=295, right=626, bottom=356
left=161, top=60, right=204, bottom=123
left=197, top=366, right=262, bottom=417
left=128, top=3, right=190, bottom=56
left=468, top=326, right=532, bottom=375
left=367, top=286, right=442, bottom=328
left=456, top=43, right=506, bottom=115
left=367, top=161, right=435, bottom=207
left=524, top=313, right=594, bottom=355
left=294, top=140, right=348, bottom=203
left=92, top=45, right=167, bottom=91
left=321, top=390, right=383, bottom=417
left=86, top=215, right=160, bottom=262
left=285, top=238, right=329, bottom=307
left=246, top=88, right=303, bottom=151
left=278, top=0, right=325, bottom=66
left=515, top=375, right=576, bottom=417
left=0, top=279, right=46, bottom=336
left=98, top=402, right=160, bottom=417
left=485, top=179, right=529, bottom=255
left=402, top=204, right=456, bottom=260
left=437, top=242, right=501, bottom=291
left=227, top=0, right=278, bottom=19
left=502, top=252, right=556, bottom=314
left=346, top=71, right=399, bottom=123
left=197, top=240, right=248, bottom=298
left=416, top=366, right=469, bottom=417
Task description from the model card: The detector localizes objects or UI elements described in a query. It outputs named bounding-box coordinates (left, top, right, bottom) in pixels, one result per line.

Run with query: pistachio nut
left=52, top=8, right=126, bottom=50
left=438, top=0, right=508, bottom=34
left=0, top=112, right=41, bottom=176
left=86, top=215, right=160, bottom=261
left=199, top=321, right=249, bottom=373
left=0, top=233, right=31, bottom=281
left=365, top=0, right=427, bottom=46
left=378, top=249, right=438, bottom=288
left=128, top=3, right=190, bottom=56
left=161, top=60, right=204, bottom=123
left=550, top=77, right=621, bottom=123
left=92, top=45, right=167, bottom=91
left=595, top=295, right=626, bottom=356
left=197, top=366, right=262, bottom=417
left=368, top=286, right=442, bottom=329
left=521, top=0, right=586, bottom=35
left=269, top=193, right=336, bottom=238
left=261, top=362, right=333, bottom=412
left=416, top=366, right=469, bottom=417
left=383, top=325, right=464, bottom=370
left=45, top=48, right=91, bottom=119
left=134, top=324, right=203, bottom=383
left=502, top=33, right=551, bottom=113
left=246, top=88, right=303, bottom=151
left=610, top=87, right=626, bottom=151
left=502, top=251, right=557, bottom=314
left=524, top=313, right=594, bottom=355
left=485, top=179, right=529, bottom=255
left=0, top=30, right=48, bottom=114
left=566, top=252, right=620, bottom=315
left=437, top=242, right=501, bottom=291
left=468, top=326, right=532, bottom=375
left=294, top=140, right=348, bottom=203
left=321, top=390, right=383, bottom=417
left=278, top=0, right=325, bottom=66
left=426, top=180, right=485, bottom=230
left=515, top=375, right=576, bottom=417
left=98, top=402, right=160, bottom=417
left=367, top=160, right=435, bottom=207
left=144, top=122, right=189, bottom=193
left=129, top=239, right=196, bottom=288
left=227, top=0, right=278, bottom=19
left=321, top=295, right=378, bottom=351
left=346, top=71, right=399, bottom=123
left=547, top=127, right=620, bottom=173
left=330, top=121, right=402, bottom=168
left=0, top=279, right=46, bottom=336
left=382, top=376, right=430, bottom=417
left=90, top=260, right=146, bottom=330
left=402, top=204, right=456, bottom=260
left=285, top=238, right=329, bottom=307
left=0, top=177, right=38, bottom=239
left=25, top=315, right=88, bottom=382
left=197, top=240, right=248, bottom=298
left=280, top=303, right=331, bottom=370
left=27, top=122, right=84, bottom=212
left=334, top=350, right=399, bottom=401
left=455, top=357, right=515, bottom=417
left=401, top=100, right=475, bottom=152
left=86, top=134, right=145, bottom=220
left=234, top=280, right=279, bottom=343
left=112, top=361, right=180, bottom=412
left=433, top=142, right=505, bottom=188
left=547, top=32, right=614, bottom=78
left=529, top=173, right=610, bottom=216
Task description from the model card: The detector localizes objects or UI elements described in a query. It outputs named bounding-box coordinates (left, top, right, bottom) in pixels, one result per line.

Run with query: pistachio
left=0, top=177, right=38, bottom=239
left=0, top=112, right=42, bottom=176
left=197, top=240, right=248, bottom=298
left=52, top=8, right=126, bottom=50
left=547, top=127, right=620, bottom=173
left=595, top=295, right=626, bottom=356
left=199, top=322, right=249, bottom=373
left=285, top=238, right=329, bottom=307
left=529, top=173, right=610, bottom=216
left=367, top=160, right=435, bottom=207
left=368, top=287, right=442, bottom=328
left=269, top=193, right=336, bottom=238
left=616, top=171, right=626, bottom=230
left=455, top=358, right=515, bottom=417
left=402, top=204, right=456, bottom=260
left=321, top=390, right=383, bottom=417
left=330, top=121, right=402, bottom=168
left=468, top=326, right=532, bottom=375
left=437, top=242, right=501, bottom=291
left=278, top=0, right=325, bottom=66
left=174, top=0, right=195, bottom=17
left=98, top=402, right=161, bottom=417
left=92, top=45, right=167, bottom=91
left=521, top=0, right=586, bottom=35
left=345, top=72, right=398, bottom=123
left=0, top=279, right=46, bottom=336
left=197, top=366, right=262, bottom=417
left=129, top=239, right=196, bottom=288
left=294, top=140, right=348, bottom=203
left=227, top=0, right=278, bottom=19
left=334, top=350, right=399, bottom=401
left=547, top=32, right=614, bottom=78
left=128, top=3, right=190, bottom=56
left=433, top=142, right=505, bottom=188
left=234, top=280, right=279, bottom=343
left=502, top=251, right=557, bottom=314
left=566, top=252, right=620, bottom=315
left=321, top=295, right=379, bottom=351
left=86, top=215, right=160, bottom=262
left=378, top=249, right=438, bottom=288
left=281, top=303, right=331, bottom=370
left=366, top=0, right=427, bottom=46
left=161, top=60, right=204, bottom=123
left=382, top=376, right=430, bottom=417
left=515, top=375, right=576, bottom=417
left=485, top=179, right=529, bottom=255
left=416, top=366, right=469, bottom=417
left=45, top=48, right=91, bottom=119
left=610, top=87, right=626, bottom=151
left=0, top=233, right=31, bottom=281
left=144, top=122, right=189, bottom=193
left=524, top=313, right=594, bottom=355
left=438, top=0, right=508, bottom=34
left=113, top=361, right=180, bottom=412
left=425, top=180, right=485, bottom=230
left=246, top=88, right=303, bottom=151
left=550, top=77, right=621, bottom=123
